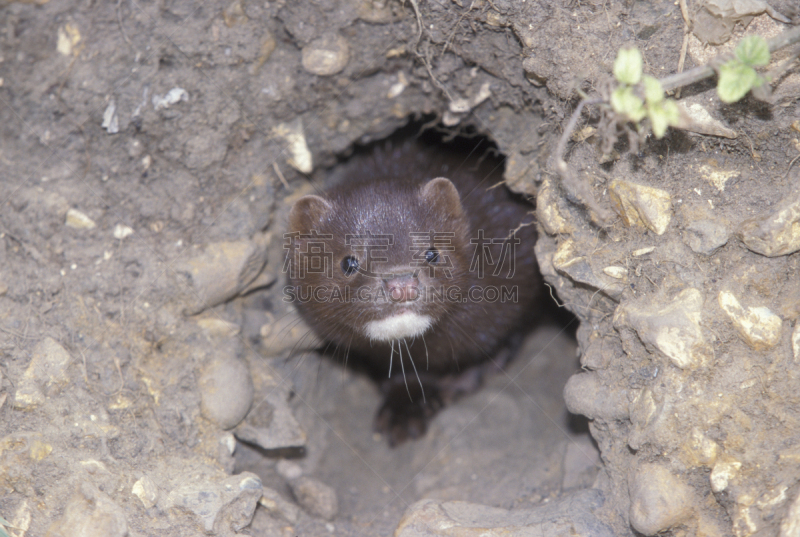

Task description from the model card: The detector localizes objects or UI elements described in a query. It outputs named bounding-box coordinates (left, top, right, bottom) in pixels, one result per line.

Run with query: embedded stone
left=629, top=464, right=695, bottom=535
left=289, top=476, right=338, bottom=521
left=614, top=288, right=713, bottom=369
left=260, top=487, right=301, bottom=524
left=14, top=337, right=72, bottom=409
left=683, top=427, right=719, bottom=467
left=564, top=372, right=630, bottom=420
left=166, top=472, right=262, bottom=533
left=176, top=235, right=271, bottom=315
left=65, top=208, right=97, bottom=229
left=235, top=384, right=306, bottom=450
left=46, top=482, right=127, bottom=537
left=738, top=192, right=800, bottom=257
left=553, top=239, right=624, bottom=298
left=780, top=488, right=800, bottom=537
left=132, top=476, right=159, bottom=509
left=395, top=489, right=614, bottom=537
left=710, top=458, right=741, bottom=493
left=684, top=219, right=729, bottom=255
left=609, top=179, right=672, bottom=235
left=536, top=178, right=571, bottom=235
left=272, top=119, right=313, bottom=173
left=199, top=356, right=253, bottom=430
left=301, top=34, right=350, bottom=76
left=718, top=290, right=783, bottom=350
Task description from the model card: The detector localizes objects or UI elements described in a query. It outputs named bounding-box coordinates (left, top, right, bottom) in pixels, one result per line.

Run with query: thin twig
left=660, top=25, right=800, bottom=91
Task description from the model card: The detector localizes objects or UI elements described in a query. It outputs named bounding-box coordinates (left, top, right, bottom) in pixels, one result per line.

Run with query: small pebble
left=199, top=357, right=253, bottom=429
left=276, top=459, right=303, bottom=480
left=302, top=34, right=350, bottom=76
left=289, top=476, right=338, bottom=521
left=65, top=208, right=96, bottom=229
left=113, top=224, right=133, bottom=239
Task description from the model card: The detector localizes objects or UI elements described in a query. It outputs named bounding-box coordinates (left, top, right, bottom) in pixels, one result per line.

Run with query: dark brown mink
left=285, top=139, right=540, bottom=445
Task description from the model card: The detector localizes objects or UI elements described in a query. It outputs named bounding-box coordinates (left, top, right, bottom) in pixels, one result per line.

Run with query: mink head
left=286, top=177, right=473, bottom=347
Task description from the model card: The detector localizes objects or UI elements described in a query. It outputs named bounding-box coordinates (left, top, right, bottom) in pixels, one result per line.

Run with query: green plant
left=610, top=47, right=680, bottom=139
left=717, top=35, right=770, bottom=103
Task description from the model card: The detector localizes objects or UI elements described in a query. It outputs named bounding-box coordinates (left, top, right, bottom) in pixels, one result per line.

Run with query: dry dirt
left=1, top=0, right=799, bottom=536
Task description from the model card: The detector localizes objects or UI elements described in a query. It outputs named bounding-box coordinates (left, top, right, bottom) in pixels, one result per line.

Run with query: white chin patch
left=364, top=312, right=433, bottom=341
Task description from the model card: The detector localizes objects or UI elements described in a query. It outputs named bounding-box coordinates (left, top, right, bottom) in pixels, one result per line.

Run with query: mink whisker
left=403, top=338, right=425, bottom=403
left=388, top=339, right=395, bottom=379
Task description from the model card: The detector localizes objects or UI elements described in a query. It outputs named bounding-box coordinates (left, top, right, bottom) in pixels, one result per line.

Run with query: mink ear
left=419, top=177, right=465, bottom=220
left=288, top=194, right=334, bottom=233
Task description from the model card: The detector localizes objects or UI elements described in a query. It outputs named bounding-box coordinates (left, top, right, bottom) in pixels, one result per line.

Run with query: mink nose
left=384, top=274, right=420, bottom=302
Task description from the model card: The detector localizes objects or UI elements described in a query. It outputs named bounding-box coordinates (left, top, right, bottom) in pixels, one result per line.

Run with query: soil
left=1, top=0, right=799, bottom=536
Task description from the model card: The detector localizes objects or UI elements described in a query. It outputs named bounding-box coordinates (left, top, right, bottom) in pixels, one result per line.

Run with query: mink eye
left=424, top=247, right=440, bottom=264
left=341, top=255, right=359, bottom=276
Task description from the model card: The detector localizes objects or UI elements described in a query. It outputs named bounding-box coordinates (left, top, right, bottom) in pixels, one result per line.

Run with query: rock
left=301, top=34, right=350, bottom=76
left=289, top=477, right=338, bottom=521
left=259, top=311, right=321, bottom=356
left=710, top=457, right=741, bottom=493
left=536, top=177, right=572, bottom=235
left=683, top=427, right=719, bottom=467
left=780, top=488, right=800, bottom=537
left=563, top=372, right=630, bottom=420
left=176, top=234, right=271, bottom=315
left=112, top=224, right=133, bottom=239
left=165, top=472, right=262, bottom=534
left=14, top=337, right=72, bottom=410
left=738, top=192, right=800, bottom=257
left=718, top=290, right=783, bottom=350
left=793, top=323, right=800, bottom=362
left=629, top=464, right=695, bottom=535
left=603, top=266, right=628, bottom=279
left=609, top=179, right=672, bottom=235
left=101, top=100, right=119, bottom=134
left=552, top=239, right=625, bottom=299
left=199, top=356, right=254, bottom=430
left=46, top=482, right=128, bottom=537
left=152, top=87, right=188, bottom=110
left=395, top=489, right=614, bottom=537
left=65, top=208, right=97, bottom=229
left=628, top=388, right=661, bottom=450
left=683, top=219, right=730, bottom=255
left=218, top=433, right=237, bottom=473
left=271, top=119, right=313, bottom=174
left=56, top=23, right=81, bottom=56
left=675, top=101, right=737, bottom=138
left=698, top=163, right=740, bottom=192
left=260, top=486, right=301, bottom=524
left=613, top=288, right=713, bottom=369
left=132, top=475, right=159, bottom=509
left=197, top=317, right=241, bottom=339
left=235, top=384, right=306, bottom=450
left=275, top=459, right=303, bottom=480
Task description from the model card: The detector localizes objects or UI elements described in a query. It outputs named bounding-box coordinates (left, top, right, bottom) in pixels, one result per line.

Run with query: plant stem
left=660, top=25, right=800, bottom=91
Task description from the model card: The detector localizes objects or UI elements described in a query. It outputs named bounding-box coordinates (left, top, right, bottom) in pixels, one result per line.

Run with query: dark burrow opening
left=233, top=118, right=587, bottom=533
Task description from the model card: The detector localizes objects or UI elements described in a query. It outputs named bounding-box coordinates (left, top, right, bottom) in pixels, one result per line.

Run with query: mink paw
left=374, top=381, right=443, bottom=447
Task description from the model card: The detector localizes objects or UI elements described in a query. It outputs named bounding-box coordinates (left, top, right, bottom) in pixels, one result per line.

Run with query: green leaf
left=735, top=35, right=770, bottom=67
left=611, top=86, right=646, bottom=122
left=614, top=48, right=643, bottom=85
left=648, top=99, right=680, bottom=138
left=643, top=75, right=664, bottom=105
left=718, top=60, right=759, bottom=103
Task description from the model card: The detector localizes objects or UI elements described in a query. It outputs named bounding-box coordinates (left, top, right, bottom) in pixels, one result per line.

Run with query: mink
left=285, top=139, right=540, bottom=445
